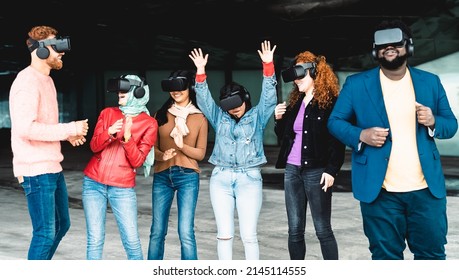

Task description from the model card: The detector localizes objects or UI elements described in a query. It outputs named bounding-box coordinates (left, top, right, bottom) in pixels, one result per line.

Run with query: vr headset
left=28, top=37, right=71, bottom=53
left=106, top=76, right=146, bottom=98
left=373, top=28, right=407, bottom=49
left=281, top=62, right=316, bottom=82
left=220, top=93, right=244, bottom=111
left=161, top=76, right=189, bottom=92
left=107, top=77, right=132, bottom=93
left=219, top=84, right=250, bottom=111
left=372, top=27, right=414, bottom=58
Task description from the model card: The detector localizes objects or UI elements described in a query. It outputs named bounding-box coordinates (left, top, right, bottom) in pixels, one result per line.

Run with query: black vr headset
left=372, top=28, right=414, bottom=58
left=161, top=69, right=194, bottom=92
left=281, top=62, right=317, bottom=82
left=28, top=37, right=71, bottom=59
left=106, top=75, right=147, bottom=98
left=161, top=77, right=189, bottom=92
left=219, top=83, right=250, bottom=111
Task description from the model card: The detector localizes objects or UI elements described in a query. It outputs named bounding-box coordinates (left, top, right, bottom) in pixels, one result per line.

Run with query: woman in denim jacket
left=189, top=40, right=277, bottom=260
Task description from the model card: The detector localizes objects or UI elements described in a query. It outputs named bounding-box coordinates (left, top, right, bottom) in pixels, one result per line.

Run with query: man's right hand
left=76, top=119, right=89, bottom=136
left=359, top=127, right=389, bottom=147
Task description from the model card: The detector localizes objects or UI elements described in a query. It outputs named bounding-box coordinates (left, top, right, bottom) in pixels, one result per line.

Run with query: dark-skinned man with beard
left=327, top=19, right=457, bottom=260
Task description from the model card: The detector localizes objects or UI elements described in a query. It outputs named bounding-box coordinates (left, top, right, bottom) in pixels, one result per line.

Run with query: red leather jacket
left=84, top=107, right=158, bottom=188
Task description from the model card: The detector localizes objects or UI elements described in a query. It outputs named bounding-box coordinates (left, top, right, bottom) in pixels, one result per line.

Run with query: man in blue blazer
left=328, top=19, right=458, bottom=260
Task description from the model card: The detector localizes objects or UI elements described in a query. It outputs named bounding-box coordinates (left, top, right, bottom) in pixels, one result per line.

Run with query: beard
left=47, top=56, right=63, bottom=70
left=377, top=52, right=408, bottom=70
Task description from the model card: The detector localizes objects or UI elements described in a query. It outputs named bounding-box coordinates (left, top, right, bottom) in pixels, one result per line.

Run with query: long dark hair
left=154, top=70, right=198, bottom=126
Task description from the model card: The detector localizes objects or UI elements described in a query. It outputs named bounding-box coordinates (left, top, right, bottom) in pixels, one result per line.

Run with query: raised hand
left=257, top=40, right=277, bottom=64
left=189, top=48, right=209, bottom=74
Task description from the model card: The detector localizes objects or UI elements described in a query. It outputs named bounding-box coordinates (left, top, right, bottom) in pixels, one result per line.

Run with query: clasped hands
left=68, top=119, right=88, bottom=147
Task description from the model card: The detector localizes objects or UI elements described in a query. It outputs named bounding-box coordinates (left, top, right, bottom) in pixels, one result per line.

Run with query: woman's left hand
left=123, top=116, right=132, bottom=141
left=320, top=172, right=335, bottom=192
left=257, top=40, right=277, bottom=64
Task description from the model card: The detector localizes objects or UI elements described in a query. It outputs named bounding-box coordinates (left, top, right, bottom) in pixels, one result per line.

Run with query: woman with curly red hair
left=274, top=51, right=345, bottom=260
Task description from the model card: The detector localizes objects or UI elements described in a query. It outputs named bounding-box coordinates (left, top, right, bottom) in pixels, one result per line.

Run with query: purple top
left=287, top=100, right=305, bottom=166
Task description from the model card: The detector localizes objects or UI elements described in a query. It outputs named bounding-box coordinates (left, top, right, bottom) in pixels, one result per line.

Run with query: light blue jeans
left=148, top=166, right=199, bottom=260
left=21, top=172, right=71, bottom=260
left=82, top=176, right=143, bottom=260
left=209, top=166, right=263, bottom=260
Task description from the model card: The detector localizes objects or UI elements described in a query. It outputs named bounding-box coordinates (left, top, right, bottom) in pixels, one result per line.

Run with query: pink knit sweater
left=9, top=66, right=79, bottom=177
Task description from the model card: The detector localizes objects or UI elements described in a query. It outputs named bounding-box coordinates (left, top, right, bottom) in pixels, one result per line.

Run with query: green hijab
left=119, top=75, right=154, bottom=177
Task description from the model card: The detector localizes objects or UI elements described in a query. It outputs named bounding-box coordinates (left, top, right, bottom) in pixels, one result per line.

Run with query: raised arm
left=257, top=40, right=278, bottom=126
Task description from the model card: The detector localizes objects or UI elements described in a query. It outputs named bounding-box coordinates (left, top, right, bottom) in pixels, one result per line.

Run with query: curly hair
left=26, top=26, right=58, bottom=48
left=286, top=51, right=340, bottom=110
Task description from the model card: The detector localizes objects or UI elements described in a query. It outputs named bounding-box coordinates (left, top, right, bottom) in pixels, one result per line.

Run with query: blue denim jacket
left=195, top=75, right=277, bottom=168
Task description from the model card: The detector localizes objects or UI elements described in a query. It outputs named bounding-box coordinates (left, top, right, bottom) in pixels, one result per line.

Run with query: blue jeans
left=21, top=172, right=71, bottom=260
left=148, top=166, right=199, bottom=260
left=360, top=188, right=447, bottom=260
left=209, top=166, right=263, bottom=260
left=82, top=176, right=143, bottom=260
left=284, top=164, right=338, bottom=260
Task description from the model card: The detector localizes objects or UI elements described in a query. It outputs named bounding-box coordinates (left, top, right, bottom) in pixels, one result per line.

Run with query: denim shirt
left=195, top=75, right=277, bottom=168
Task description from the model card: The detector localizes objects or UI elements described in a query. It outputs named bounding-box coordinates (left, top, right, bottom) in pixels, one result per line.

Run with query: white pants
left=209, top=166, right=263, bottom=260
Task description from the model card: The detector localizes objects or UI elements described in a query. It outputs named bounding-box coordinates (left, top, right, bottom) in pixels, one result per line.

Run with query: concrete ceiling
left=1, top=0, right=459, bottom=73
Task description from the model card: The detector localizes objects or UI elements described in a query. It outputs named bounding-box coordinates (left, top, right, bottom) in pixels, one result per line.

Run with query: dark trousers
left=360, top=188, right=447, bottom=260
left=284, top=164, right=338, bottom=260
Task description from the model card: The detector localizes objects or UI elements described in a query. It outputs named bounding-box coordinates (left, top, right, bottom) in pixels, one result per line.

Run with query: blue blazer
left=327, top=66, right=458, bottom=203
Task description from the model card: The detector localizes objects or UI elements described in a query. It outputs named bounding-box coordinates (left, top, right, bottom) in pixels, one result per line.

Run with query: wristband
left=263, top=61, right=274, bottom=76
